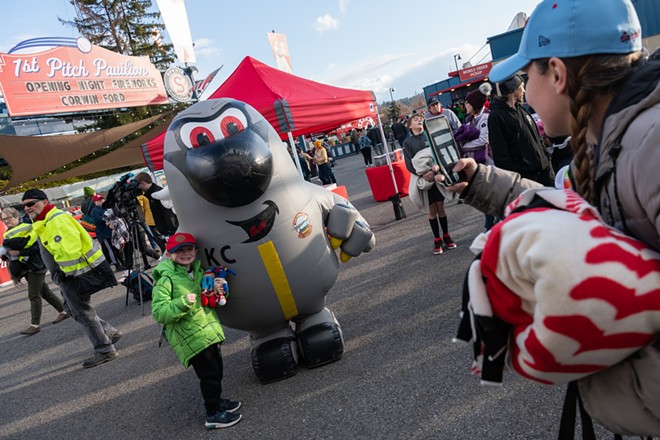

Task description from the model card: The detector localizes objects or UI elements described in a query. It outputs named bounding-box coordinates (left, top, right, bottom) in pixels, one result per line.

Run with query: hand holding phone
left=423, top=115, right=467, bottom=186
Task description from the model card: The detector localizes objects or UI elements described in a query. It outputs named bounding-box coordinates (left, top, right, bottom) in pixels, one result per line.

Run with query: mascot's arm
left=151, top=277, right=194, bottom=325
left=318, top=190, right=376, bottom=263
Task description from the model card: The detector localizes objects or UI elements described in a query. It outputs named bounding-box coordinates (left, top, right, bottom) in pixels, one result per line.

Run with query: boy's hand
left=186, top=293, right=196, bottom=304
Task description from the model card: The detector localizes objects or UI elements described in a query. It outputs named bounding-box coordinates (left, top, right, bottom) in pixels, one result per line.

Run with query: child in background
left=151, top=232, right=242, bottom=430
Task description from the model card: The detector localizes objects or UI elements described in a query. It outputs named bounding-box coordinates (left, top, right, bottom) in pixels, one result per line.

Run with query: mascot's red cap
left=166, top=232, right=197, bottom=253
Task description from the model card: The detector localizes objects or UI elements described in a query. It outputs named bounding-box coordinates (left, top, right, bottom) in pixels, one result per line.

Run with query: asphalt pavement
left=0, top=152, right=612, bottom=440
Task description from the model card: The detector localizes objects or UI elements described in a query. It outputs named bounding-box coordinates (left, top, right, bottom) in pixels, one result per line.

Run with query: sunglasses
left=22, top=200, right=41, bottom=208
left=1, top=217, right=13, bottom=221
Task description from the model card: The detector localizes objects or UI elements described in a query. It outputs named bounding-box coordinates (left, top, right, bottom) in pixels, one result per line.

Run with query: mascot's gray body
left=163, top=99, right=374, bottom=382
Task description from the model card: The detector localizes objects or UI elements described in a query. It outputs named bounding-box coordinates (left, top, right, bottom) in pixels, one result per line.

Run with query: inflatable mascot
left=163, top=99, right=375, bottom=383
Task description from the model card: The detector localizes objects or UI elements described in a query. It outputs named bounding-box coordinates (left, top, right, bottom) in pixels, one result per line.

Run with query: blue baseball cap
left=489, top=0, right=642, bottom=83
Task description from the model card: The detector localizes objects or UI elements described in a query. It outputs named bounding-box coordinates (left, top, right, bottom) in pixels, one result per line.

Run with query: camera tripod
left=122, top=215, right=159, bottom=316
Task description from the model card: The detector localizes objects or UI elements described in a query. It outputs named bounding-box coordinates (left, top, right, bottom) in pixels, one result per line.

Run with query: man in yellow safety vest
left=21, top=188, right=121, bottom=368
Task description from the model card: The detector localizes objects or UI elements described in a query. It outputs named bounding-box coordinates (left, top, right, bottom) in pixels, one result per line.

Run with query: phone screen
left=423, top=115, right=466, bottom=185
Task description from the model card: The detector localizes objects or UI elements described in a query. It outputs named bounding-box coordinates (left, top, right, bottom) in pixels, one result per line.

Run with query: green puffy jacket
left=151, top=259, right=225, bottom=368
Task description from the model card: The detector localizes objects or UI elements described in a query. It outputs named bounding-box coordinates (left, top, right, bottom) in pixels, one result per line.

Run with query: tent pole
left=287, top=131, right=304, bottom=179
left=376, top=110, right=398, bottom=192
left=376, top=109, right=406, bottom=220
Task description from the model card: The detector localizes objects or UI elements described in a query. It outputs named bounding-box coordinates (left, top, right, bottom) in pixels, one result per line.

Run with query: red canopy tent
left=142, top=56, right=377, bottom=171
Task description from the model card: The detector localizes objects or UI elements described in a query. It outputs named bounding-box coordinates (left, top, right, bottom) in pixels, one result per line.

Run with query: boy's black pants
left=190, top=343, right=224, bottom=416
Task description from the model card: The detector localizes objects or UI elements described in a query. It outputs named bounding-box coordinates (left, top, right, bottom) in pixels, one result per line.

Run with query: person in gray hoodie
left=444, top=0, right=660, bottom=436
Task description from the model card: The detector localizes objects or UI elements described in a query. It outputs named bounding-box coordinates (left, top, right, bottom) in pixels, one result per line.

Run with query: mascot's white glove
left=152, top=186, right=176, bottom=213
left=325, top=203, right=375, bottom=263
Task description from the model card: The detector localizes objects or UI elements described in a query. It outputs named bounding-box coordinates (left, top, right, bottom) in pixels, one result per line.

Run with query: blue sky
left=2, top=0, right=539, bottom=103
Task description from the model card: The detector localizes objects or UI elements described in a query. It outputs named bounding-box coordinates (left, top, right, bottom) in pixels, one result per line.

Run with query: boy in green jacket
left=151, top=232, right=242, bottom=430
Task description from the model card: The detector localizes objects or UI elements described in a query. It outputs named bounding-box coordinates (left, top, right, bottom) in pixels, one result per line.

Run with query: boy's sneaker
left=205, top=411, right=242, bottom=429
left=433, top=238, right=443, bottom=255
left=219, top=398, right=241, bottom=413
left=443, top=234, right=457, bottom=250
left=82, top=351, right=118, bottom=368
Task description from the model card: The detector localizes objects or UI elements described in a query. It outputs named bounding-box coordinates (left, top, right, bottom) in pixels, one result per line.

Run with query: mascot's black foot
left=295, top=308, right=344, bottom=368
left=251, top=335, right=298, bottom=384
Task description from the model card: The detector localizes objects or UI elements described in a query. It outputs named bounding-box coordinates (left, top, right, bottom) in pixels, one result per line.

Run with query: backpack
left=122, top=271, right=153, bottom=303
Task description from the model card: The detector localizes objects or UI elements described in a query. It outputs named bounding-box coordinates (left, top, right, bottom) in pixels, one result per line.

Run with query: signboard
left=458, top=62, right=492, bottom=82
left=163, top=66, right=193, bottom=102
left=0, top=39, right=169, bottom=117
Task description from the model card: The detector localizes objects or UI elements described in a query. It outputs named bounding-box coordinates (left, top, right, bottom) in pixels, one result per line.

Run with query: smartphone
left=423, top=115, right=467, bottom=186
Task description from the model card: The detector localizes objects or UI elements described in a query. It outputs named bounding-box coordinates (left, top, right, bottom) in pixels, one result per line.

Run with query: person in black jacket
left=488, top=74, right=554, bottom=186
left=367, top=125, right=385, bottom=156
left=134, top=172, right=178, bottom=237
left=391, top=116, right=409, bottom=148
left=1, top=207, right=68, bottom=335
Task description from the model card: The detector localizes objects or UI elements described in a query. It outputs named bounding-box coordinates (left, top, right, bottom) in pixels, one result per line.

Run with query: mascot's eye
left=178, top=107, right=249, bottom=149
left=189, top=127, right=215, bottom=147
left=220, top=116, right=245, bottom=137
left=217, top=108, right=248, bottom=137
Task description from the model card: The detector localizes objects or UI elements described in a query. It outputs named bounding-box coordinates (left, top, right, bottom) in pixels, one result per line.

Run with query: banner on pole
left=266, top=33, right=293, bottom=73
left=156, top=0, right=196, bottom=64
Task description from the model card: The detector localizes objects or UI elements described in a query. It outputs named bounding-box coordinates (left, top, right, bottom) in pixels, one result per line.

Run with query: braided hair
left=533, top=52, right=643, bottom=204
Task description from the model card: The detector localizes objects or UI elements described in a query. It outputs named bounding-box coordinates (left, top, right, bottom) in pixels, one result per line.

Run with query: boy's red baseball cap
left=166, top=232, right=197, bottom=253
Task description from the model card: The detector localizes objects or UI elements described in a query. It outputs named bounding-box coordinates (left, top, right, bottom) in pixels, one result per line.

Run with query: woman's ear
left=548, top=57, right=568, bottom=94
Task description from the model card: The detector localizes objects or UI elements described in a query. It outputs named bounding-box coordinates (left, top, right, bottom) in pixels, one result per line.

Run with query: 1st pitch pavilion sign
left=0, top=41, right=169, bottom=116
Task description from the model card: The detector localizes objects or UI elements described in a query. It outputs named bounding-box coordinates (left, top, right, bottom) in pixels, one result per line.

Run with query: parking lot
left=0, top=152, right=607, bottom=440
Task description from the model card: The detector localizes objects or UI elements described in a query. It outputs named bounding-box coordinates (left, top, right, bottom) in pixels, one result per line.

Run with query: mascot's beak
left=178, top=128, right=273, bottom=207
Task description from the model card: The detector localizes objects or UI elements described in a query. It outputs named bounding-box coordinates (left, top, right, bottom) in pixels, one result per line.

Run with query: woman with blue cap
left=444, top=0, right=659, bottom=436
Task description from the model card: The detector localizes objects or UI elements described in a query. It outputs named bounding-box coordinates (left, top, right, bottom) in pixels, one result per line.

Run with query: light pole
left=389, top=87, right=395, bottom=103
left=453, top=54, right=462, bottom=72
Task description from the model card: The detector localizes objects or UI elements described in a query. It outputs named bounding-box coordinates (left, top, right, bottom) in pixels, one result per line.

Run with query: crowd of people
left=1, top=0, right=658, bottom=435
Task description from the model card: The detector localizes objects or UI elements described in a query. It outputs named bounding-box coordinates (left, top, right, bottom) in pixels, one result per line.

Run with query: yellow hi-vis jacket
left=2, top=222, right=38, bottom=264
left=32, top=208, right=105, bottom=277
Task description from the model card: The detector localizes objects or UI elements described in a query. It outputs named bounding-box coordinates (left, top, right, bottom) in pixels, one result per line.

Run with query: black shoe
left=82, top=351, right=118, bottom=368
left=205, top=411, right=242, bottom=429
left=219, top=398, right=241, bottom=413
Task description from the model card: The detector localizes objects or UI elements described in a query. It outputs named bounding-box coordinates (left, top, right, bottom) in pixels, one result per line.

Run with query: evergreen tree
left=59, top=0, right=175, bottom=71
left=386, top=101, right=401, bottom=122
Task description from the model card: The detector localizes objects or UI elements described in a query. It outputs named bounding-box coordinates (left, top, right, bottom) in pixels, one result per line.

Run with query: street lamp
left=389, top=87, right=395, bottom=103
left=453, top=54, right=462, bottom=72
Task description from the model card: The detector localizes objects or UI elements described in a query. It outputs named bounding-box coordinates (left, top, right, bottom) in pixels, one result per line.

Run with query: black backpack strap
left=558, top=381, right=596, bottom=440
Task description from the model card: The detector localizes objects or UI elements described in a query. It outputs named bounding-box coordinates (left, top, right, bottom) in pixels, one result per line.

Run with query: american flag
left=193, top=66, right=222, bottom=94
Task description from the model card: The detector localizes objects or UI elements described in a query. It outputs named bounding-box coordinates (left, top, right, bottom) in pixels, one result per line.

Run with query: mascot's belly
left=214, top=198, right=338, bottom=332
left=168, top=163, right=339, bottom=333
